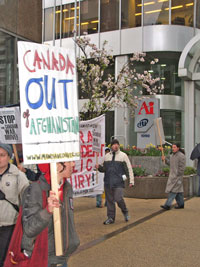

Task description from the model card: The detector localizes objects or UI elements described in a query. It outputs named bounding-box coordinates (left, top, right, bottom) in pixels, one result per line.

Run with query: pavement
left=68, top=196, right=200, bottom=267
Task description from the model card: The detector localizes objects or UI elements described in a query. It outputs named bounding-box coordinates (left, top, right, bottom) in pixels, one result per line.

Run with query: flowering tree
left=75, top=34, right=164, bottom=120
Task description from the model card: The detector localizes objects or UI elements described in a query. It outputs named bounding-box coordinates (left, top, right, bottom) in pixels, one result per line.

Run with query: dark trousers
left=105, top=187, right=128, bottom=220
left=0, top=224, right=15, bottom=267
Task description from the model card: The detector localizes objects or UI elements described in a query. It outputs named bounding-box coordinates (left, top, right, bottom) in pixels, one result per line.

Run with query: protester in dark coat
left=21, top=162, right=80, bottom=267
left=190, top=143, right=200, bottom=196
left=161, top=143, right=186, bottom=210
left=96, top=139, right=134, bottom=225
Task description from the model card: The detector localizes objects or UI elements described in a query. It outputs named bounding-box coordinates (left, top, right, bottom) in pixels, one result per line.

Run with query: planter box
left=124, top=175, right=199, bottom=199
left=128, top=156, right=163, bottom=176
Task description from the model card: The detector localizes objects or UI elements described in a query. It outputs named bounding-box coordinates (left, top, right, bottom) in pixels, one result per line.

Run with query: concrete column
left=114, top=55, right=129, bottom=147
left=184, top=80, right=195, bottom=166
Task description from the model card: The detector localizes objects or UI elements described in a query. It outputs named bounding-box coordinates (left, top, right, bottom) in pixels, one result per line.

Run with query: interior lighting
left=161, top=77, right=166, bottom=80
left=63, top=9, right=69, bottom=12
left=145, top=9, right=161, bottom=14
left=81, top=22, right=89, bottom=25
left=161, top=64, right=166, bottom=67
left=91, top=20, right=99, bottom=23
left=158, top=0, right=168, bottom=2
left=186, top=3, right=194, bottom=7
left=56, top=10, right=61, bottom=14
left=137, top=1, right=155, bottom=7
left=135, top=13, right=142, bottom=16
left=148, top=70, right=154, bottom=73
left=165, top=5, right=183, bottom=10
left=64, top=16, right=79, bottom=21
left=71, top=6, right=80, bottom=10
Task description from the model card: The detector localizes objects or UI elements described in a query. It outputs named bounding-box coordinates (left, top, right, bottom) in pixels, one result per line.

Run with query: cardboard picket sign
left=17, top=41, right=80, bottom=256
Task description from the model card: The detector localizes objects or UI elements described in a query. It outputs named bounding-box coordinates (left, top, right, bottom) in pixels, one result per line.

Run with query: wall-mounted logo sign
left=137, top=118, right=149, bottom=128
left=134, top=99, right=160, bottom=133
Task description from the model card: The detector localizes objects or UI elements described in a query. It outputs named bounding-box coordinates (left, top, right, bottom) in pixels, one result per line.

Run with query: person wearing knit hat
left=0, top=143, right=29, bottom=267
left=0, top=143, right=13, bottom=158
left=96, top=139, right=134, bottom=225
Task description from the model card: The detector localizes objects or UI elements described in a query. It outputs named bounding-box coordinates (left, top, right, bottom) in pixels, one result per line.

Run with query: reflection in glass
left=171, top=0, right=194, bottom=26
left=55, top=6, right=61, bottom=39
left=100, top=0, right=119, bottom=32
left=44, top=8, right=53, bottom=41
left=196, top=0, right=200, bottom=28
left=80, top=0, right=98, bottom=35
left=143, top=0, right=169, bottom=26
left=121, top=0, right=142, bottom=29
left=62, top=3, right=79, bottom=38
left=160, top=110, right=182, bottom=145
left=0, top=31, right=15, bottom=105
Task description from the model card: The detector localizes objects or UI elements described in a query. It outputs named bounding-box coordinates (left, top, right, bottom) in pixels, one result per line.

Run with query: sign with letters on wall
left=134, top=98, right=160, bottom=148
left=18, top=41, right=80, bottom=164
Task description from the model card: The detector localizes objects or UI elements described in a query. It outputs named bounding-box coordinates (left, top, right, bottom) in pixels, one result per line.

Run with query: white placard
left=0, top=107, right=22, bottom=144
left=18, top=41, right=80, bottom=164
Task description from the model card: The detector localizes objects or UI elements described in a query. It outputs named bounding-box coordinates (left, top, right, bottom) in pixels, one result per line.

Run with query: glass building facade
left=43, top=0, right=200, bottom=151
left=44, top=0, right=198, bottom=41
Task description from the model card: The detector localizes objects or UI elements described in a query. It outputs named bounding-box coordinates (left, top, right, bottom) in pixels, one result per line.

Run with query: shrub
left=132, top=165, right=147, bottom=177
left=184, top=166, right=197, bottom=175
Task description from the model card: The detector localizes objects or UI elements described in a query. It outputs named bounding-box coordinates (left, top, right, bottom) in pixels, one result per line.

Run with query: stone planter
left=124, top=175, right=198, bottom=199
left=128, top=156, right=163, bottom=176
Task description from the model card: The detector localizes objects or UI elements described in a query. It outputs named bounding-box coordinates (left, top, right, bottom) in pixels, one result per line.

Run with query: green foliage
left=132, top=165, right=147, bottom=177
left=184, top=166, right=197, bottom=175
left=120, top=144, right=171, bottom=157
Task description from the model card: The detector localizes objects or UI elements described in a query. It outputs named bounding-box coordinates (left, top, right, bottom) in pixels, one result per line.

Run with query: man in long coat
left=160, top=143, right=186, bottom=210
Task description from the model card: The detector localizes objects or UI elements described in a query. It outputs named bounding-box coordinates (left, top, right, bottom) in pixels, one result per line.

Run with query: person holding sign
left=160, top=143, right=186, bottom=210
left=19, top=161, right=80, bottom=267
left=96, top=139, right=134, bottom=225
left=0, top=143, right=29, bottom=267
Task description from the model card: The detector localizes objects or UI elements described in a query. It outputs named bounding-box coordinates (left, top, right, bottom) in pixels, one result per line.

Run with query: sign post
left=17, top=41, right=80, bottom=256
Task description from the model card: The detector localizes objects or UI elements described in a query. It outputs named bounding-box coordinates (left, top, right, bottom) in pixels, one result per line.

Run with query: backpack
left=4, top=190, right=48, bottom=267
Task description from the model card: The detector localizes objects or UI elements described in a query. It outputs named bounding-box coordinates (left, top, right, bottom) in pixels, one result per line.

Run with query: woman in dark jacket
left=21, top=162, right=80, bottom=267
left=160, top=143, right=186, bottom=210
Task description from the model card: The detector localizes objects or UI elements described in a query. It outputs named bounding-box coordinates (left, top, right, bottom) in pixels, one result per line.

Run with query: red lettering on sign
left=86, top=158, right=92, bottom=171
left=78, top=175, right=85, bottom=188
left=138, top=101, right=154, bottom=115
left=87, top=131, right=93, bottom=143
left=86, top=174, right=91, bottom=186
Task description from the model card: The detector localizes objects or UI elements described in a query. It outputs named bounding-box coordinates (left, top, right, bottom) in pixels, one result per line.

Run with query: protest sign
left=69, top=115, right=105, bottom=197
left=17, top=41, right=80, bottom=164
left=0, top=107, right=22, bottom=144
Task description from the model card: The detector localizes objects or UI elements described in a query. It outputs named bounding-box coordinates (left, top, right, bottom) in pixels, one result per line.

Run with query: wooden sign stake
left=156, top=118, right=165, bottom=164
left=12, top=144, right=20, bottom=165
left=50, top=162, right=63, bottom=256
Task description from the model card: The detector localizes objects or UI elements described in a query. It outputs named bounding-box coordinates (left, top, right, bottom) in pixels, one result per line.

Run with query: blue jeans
left=165, top=192, right=184, bottom=207
left=198, top=175, right=200, bottom=196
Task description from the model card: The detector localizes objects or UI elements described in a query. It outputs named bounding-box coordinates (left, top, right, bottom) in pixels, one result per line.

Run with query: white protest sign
left=0, top=107, right=22, bottom=144
left=17, top=41, right=80, bottom=164
left=68, top=115, right=105, bottom=197
left=92, top=124, right=101, bottom=153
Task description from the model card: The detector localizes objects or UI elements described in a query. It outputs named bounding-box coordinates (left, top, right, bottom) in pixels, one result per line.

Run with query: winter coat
left=165, top=151, right=186, bottom=193
left=0, top=163, right=29, bottom=227
left=98, top=149, right=134, bottom=188
left=21, top=175, right=80, bottom=265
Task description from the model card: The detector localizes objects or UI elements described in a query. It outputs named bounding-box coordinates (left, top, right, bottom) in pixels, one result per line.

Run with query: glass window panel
left=121, top=0, right=142, bottom=29
left=44, top=8, right=53, bottom=41
left=196, top=0, right=200, bottom=28
left=55, top=6, right=61, bottom=39
left=0, top=31, right=15, bottom=105
left=80, top=0, right=98, bottom=35
left=131, top=52, right=182, bottom=96
left=62, top=3, right=79, bottom=38
left=160, top=110, right=182, bottom=145
left=143, top=0, right=169, bottom=26
left=171, top=0, right=194, bottom=27
left=100, top=0, right=119, bottom=32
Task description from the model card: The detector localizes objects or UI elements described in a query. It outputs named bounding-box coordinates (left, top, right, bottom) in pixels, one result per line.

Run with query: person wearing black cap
left=96, top=139, right=134, bottom=225
left=0, top=143, right=29, bottom=267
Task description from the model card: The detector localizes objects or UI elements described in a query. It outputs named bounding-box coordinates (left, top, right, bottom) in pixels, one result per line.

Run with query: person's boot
left=160, top=205, right=170, bottom=210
